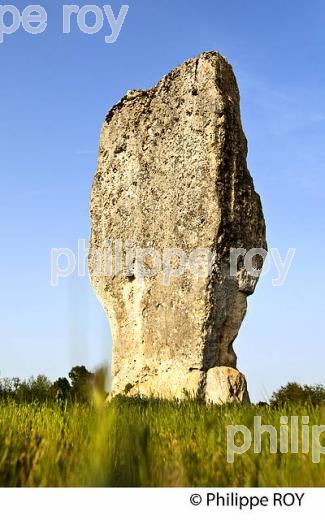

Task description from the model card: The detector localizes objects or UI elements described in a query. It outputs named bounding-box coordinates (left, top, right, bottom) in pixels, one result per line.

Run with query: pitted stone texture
left=205, top=367, right=250, bottom=404
left=124, top=366, right=249, bottom=405
left=89, top=51, right=266, bottom=402
left=126, top=365, right=204, bottom=400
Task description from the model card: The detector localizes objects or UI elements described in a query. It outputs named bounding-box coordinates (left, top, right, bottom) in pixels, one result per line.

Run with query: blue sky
left=0, top=0, right=324, bottom=402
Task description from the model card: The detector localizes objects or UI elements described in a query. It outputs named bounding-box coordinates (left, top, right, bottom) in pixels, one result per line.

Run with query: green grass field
left=0, top=397, right=324, bottom=487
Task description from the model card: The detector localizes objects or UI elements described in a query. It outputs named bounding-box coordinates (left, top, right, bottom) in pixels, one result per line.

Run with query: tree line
left=0, top=365, right=108, bottom=403
left=1, top=369, right=324, bottom=406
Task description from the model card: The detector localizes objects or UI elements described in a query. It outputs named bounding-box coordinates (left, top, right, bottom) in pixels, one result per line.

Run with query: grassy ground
left=0, top=397, right=324, bottom=486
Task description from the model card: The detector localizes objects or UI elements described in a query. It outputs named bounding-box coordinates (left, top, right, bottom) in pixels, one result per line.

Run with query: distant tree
left=12, top=377, right=21, bottom=393
left=0, top=377, right=17, bottom=398
left=69, top=366, right=94, bottom=402
left=30, top=375, right=52, bottom=402
left=270, top=382, right=325, bottom=407
left=51, top=377, right=71, bottom=401
left=15, top=380, right=32, bottom=403
left=14, top=375, right=52, bottom=403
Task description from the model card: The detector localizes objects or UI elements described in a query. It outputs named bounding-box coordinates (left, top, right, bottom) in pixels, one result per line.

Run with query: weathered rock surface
left=205, top=367, right=250, bottom=404
left=89, top=51, right=266, bottom=404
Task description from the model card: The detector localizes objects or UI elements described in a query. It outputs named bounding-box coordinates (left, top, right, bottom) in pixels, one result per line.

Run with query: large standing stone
left=89, top=51, right=267, bottom=403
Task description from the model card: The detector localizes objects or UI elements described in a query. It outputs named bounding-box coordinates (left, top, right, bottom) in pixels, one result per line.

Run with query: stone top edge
left=104, top=51, right=233, bottom=125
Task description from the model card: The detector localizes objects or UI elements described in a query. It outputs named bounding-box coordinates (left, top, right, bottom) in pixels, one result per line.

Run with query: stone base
left=205, top=367, right=250, bottom=404
left=112, top=366, right=249, bottom=404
